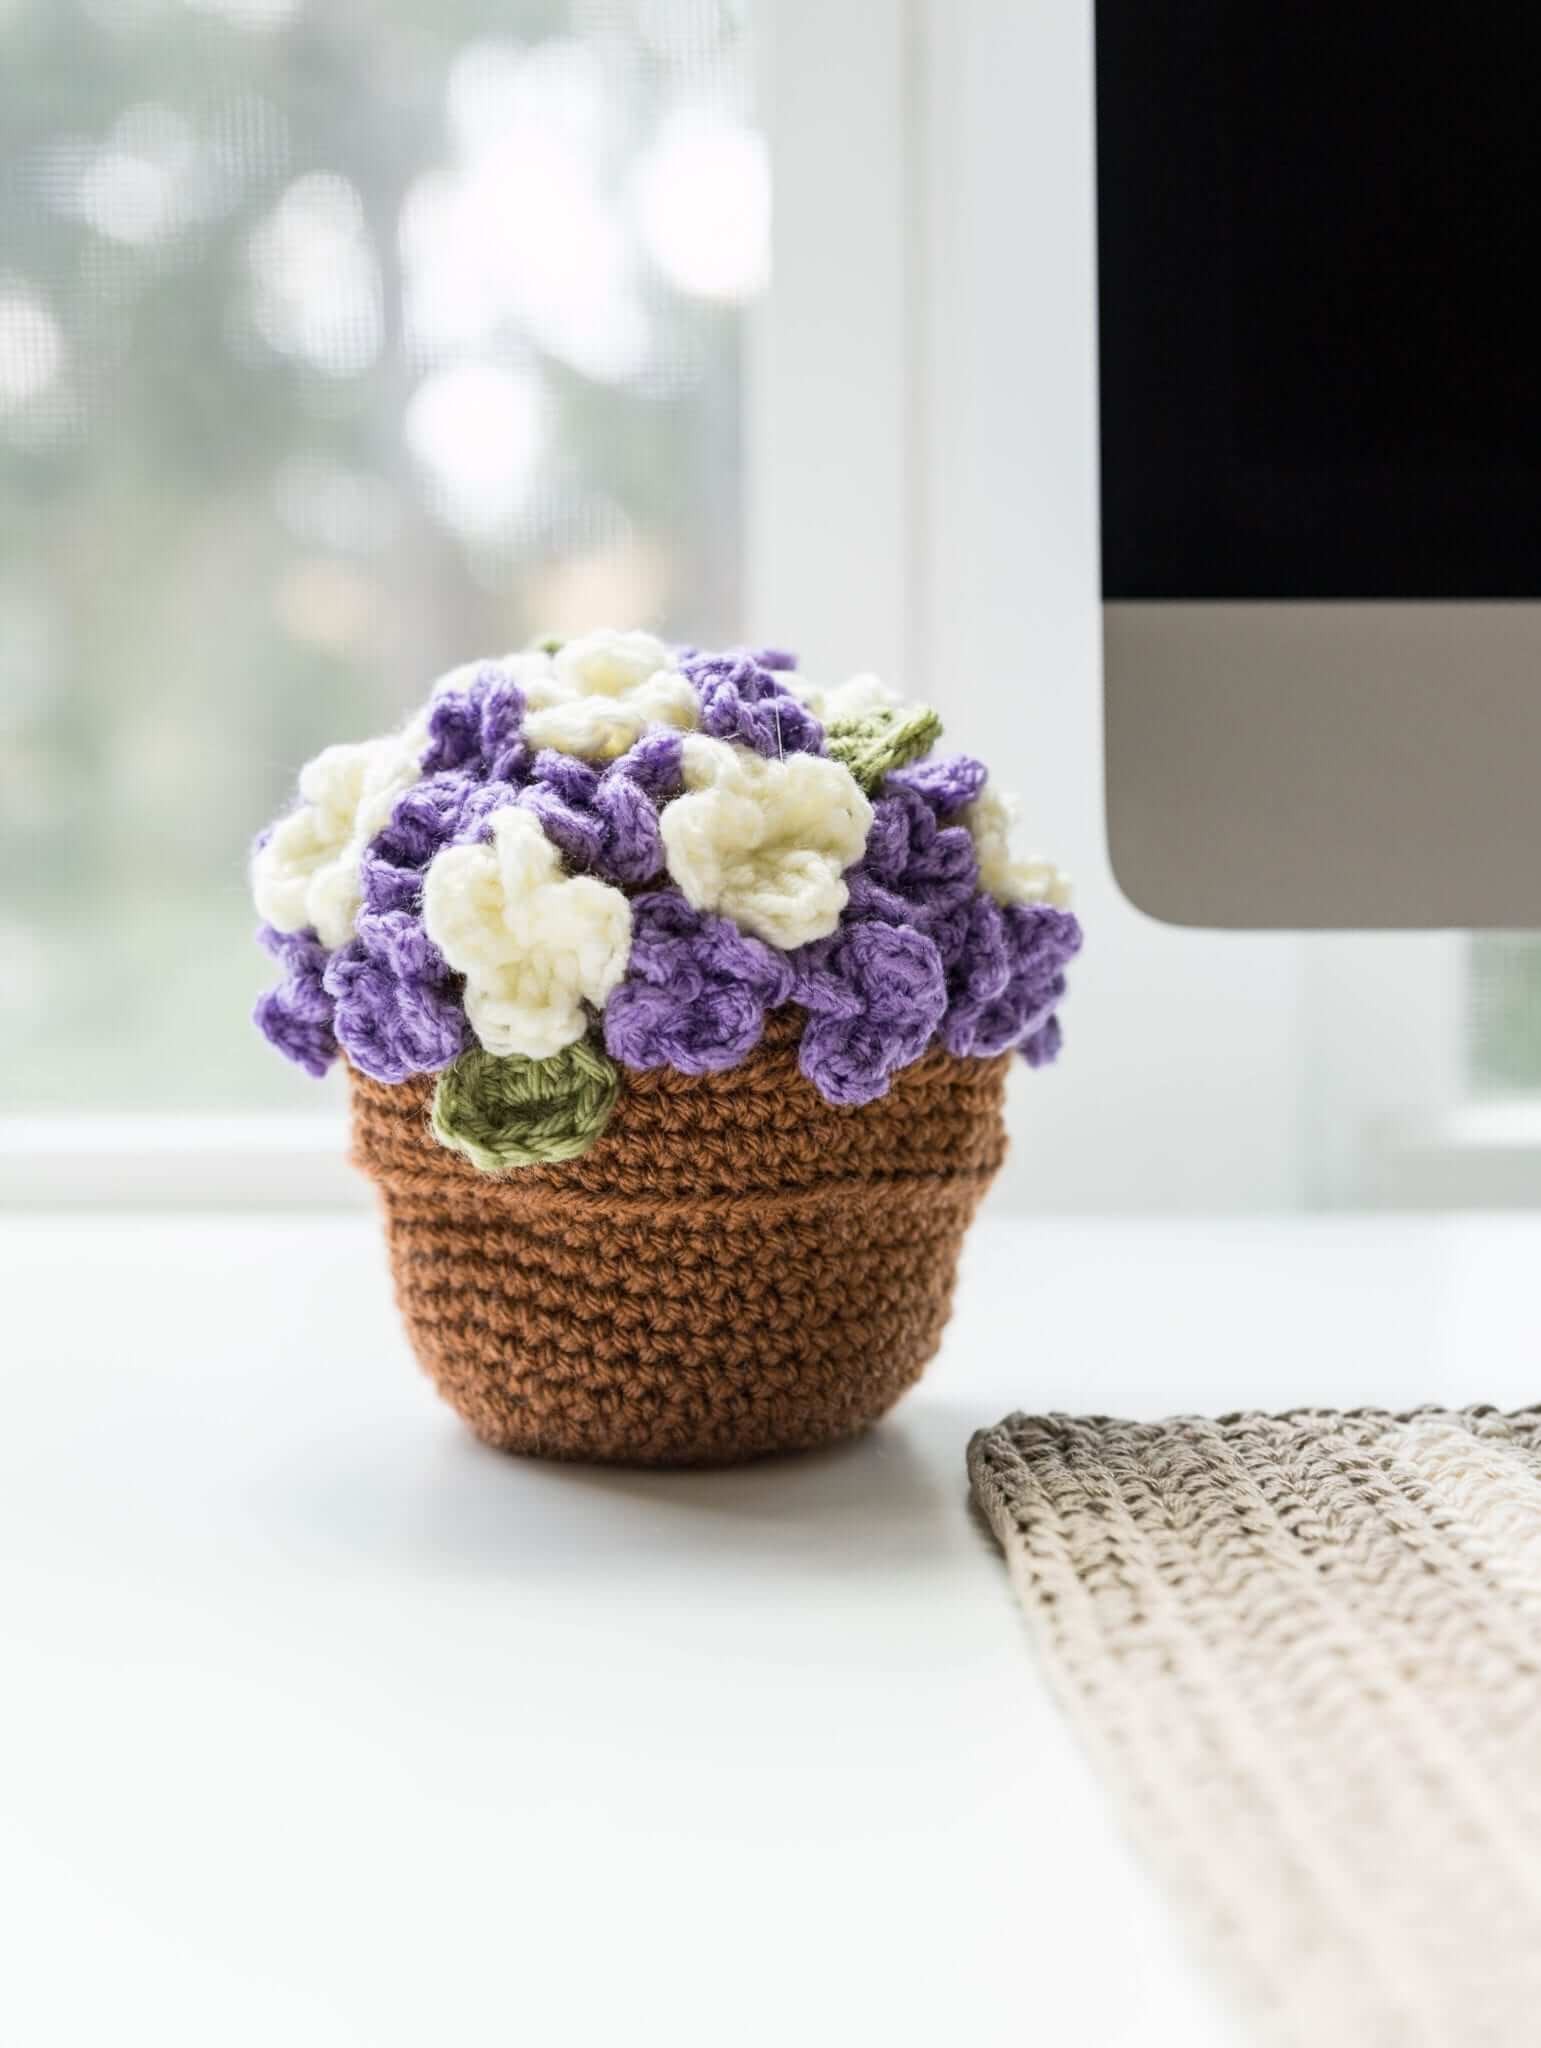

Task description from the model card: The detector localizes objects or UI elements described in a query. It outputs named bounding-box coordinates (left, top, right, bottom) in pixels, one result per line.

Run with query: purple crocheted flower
left=325, top=910, right=469, bottom=1082
left=1021, top=1013, right=1063, bottom=1068
left=332, top=725, right=686, bottom=1083
left=419, top=665, right=530, bottom=783
left=940, top=899, right=1082, bottom=1060
left=612, top=726, right=686, bottom=802
left=518, top=751, right=666, bottom=886
left=361, top=772, right=525, bottom=915
left=253, top=926, right=337, bottom=1077
left=680, top=648, right=823, bottom=758
left=604, top=889, right=794, bottom=1074
left=843, top=785, right=979, bottom=968
left=889, top=752, right=989, bottom=817
left=792, top=921, right=947, bottom=1106
left=328, top=770, right=528, bottom=1082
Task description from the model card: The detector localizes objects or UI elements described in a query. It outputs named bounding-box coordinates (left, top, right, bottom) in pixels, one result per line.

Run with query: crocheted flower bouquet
left=252, top=631, right=1080, bottom=1465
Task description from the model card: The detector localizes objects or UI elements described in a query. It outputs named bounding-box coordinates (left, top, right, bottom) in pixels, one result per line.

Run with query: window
left=1, top=0, right=762, bottom=1113
left=1470, top=938, right=1541, bottom=1098
left=6, top=0, right=1536, bottom=1211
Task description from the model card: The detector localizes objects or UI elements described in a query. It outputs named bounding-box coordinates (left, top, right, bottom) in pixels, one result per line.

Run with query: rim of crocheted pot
left=348, top=1008, right=1010, bottom=1218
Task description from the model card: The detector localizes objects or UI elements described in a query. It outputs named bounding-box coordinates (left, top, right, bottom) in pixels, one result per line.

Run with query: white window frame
left=752, top=0, right=1312, bottom=1215
left=1307, top=934, right=1541, bottom=1207
left=5, top=0, right=1534, bottom=1211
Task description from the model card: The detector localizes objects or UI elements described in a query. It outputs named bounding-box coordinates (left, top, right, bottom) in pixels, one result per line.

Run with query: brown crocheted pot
left=348, top=1011, right=1008, bottom=1466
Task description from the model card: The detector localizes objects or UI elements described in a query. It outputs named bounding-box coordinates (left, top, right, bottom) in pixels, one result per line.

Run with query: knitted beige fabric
left=968, top=1408, right=1541, bottom=2048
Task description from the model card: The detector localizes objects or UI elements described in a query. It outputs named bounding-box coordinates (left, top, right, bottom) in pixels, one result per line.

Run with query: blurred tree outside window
left=1470, top=938, right=1541, bottom=1097
left=0, top=0, right=762, bottom=1110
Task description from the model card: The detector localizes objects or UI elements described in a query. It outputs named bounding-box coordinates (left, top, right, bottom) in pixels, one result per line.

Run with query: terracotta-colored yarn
left=349, top=1010, right=1008, bottom=1466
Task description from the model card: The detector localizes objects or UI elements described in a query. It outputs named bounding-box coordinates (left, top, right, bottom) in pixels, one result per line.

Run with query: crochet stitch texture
left=421, top=805, right=632, bottom=1060
left=969, top=1408, right=1541, bottom=2047
left=825, top=703, right=943, bottom=794
left=252, top=630, right=1079, bottom=1117
left=252, top=631, right=1078, bottom=1464
left=431, top=1038, right=620, bottom=1172
left=354, top=1010, right=1009, bottom=1464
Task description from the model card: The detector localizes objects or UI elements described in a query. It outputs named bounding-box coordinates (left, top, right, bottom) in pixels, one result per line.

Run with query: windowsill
left=0, top=1114, right=364, bottom=1208
left=1369, top=1098, right=1541, bottom=1208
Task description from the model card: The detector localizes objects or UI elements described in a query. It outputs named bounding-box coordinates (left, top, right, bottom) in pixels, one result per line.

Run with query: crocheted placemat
left=968, top=1408, right=1541, bottom=2048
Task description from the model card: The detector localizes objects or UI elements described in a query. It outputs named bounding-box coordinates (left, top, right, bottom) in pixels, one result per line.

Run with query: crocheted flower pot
left=251, top=630, right=1080, bottom=1467
left=349, top=1012, right=1009, bottom=1464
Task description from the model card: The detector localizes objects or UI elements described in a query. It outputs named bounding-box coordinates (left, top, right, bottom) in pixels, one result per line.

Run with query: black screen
left=1096, top=5, right=1541, bottom=598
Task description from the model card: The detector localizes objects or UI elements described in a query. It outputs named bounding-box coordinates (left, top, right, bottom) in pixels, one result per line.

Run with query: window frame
left=1311, top=934, right=1541, bottom=1208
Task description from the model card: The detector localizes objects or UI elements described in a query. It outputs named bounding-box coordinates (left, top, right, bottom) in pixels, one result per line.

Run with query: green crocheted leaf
left=430, top=1039, right=620, bottom=1172
left=824, top=705, right=943, bottom=794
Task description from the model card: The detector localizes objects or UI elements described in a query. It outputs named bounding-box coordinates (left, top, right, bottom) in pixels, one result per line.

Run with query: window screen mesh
left=0, top=0, right=760, bottom=1109
left=1469, top=937, right=1541, bottom=1096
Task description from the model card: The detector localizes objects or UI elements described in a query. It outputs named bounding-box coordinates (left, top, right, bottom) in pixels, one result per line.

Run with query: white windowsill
left=0, top=1114, right=366, bottom=1208
left=1369, top=1098, right=1541, bottom=1208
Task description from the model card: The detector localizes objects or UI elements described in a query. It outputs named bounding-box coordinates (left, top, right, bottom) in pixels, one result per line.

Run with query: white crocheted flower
left=521, top=628, right=697, bottom=761
left=660, top=735, right=873, bottom=949
left=964, top=780, right=1072, bottom=908
left=782, top=669, right=903, bottom=724
left=421, top=806, right=633, bottom=1059
left=251, top=711, right=430, bottom=949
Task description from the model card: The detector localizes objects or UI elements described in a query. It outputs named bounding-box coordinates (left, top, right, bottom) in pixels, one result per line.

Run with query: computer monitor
left=1097, top=4, right=1541, bottom=928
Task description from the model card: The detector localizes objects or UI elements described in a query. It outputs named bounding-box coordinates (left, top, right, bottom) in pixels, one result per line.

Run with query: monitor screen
left=1097, top=5, right=1541, bottom=599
